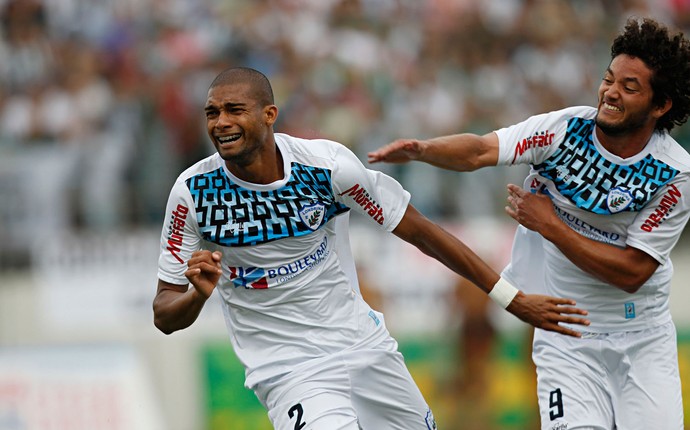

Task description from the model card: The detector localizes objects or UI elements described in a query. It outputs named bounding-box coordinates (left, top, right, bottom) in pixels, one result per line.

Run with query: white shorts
left=254, top=336, right=437, bottom=430
left=533, top=321, right=684, bottom=430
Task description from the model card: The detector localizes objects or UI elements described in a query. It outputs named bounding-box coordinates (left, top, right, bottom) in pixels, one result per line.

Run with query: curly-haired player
left=369, top=17, right=690, bottom=429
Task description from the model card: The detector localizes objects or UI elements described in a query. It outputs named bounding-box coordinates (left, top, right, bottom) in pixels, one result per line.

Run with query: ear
left=653, top=97, right=672, bottom=120
left=264, top=105, right=278, bottom=126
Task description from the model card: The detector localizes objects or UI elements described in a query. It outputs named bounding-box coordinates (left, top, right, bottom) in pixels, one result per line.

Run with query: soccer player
left=153, top=66, right=590, bottom=429
left=368, top=17, right=690, bottom=430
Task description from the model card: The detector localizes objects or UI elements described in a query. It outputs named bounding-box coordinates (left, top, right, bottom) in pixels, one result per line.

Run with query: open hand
left=368, top=139, right=424, bottom=164
left=507, top=291, right=590, bottom=337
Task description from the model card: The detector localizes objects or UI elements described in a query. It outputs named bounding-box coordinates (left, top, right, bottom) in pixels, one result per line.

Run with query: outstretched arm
left=367, top=132, right=500, bottom=171
left=153, top=250, right=223, bottom=334
left=506, top=184, right=659, bottom=292
left=392, top=204, right=590, bottom=337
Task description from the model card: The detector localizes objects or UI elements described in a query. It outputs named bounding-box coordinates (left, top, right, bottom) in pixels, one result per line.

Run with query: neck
left=226, top=142, right=284, bottom=184
left=595, top=127, right=655, bottom=159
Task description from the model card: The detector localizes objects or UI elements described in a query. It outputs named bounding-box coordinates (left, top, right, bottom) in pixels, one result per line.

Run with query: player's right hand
left=185, top=250, right=222, bottom=299
left=507, top=291, right=590, bottom=337
left=367, top=138, right=425, bottom=164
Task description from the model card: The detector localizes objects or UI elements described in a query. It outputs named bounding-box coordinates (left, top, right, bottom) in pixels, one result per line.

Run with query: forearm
left=540, top=220, right=655, bottom=292
left=506, top=185, right=658, bottom=293
left=419, top=133, right=498, bottom=172
left=153, top=287, right=208, bottom=334
left=395, top=205, right=590, bottom=337
left=395, top=212, right=499, bottom=293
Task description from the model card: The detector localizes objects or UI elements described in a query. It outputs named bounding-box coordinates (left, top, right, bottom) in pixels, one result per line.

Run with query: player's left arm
left=505, top=183, right=689, bottom=293
left=392, top=204, right=590, bottom=337
left=332, top=141, right=589, bottom=335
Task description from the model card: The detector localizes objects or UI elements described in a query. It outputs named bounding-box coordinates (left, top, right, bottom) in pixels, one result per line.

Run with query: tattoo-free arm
left=393, top=204, right=589, bottom=337
left=367, top=132, right=500, bottom=171
left=506, top=184, right=659, bottom=292
left=153, top=250, right=222, bottom=334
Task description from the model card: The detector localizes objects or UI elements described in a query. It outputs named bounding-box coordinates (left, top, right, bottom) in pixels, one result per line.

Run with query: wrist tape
left=489, top=277, right=519, bottom=308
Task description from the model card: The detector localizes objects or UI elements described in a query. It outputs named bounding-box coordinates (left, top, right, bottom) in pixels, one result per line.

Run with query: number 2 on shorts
left=288, top=403, right=306, bottom=430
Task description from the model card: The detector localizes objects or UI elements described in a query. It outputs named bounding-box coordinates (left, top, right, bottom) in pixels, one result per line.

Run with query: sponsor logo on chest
left=228, top=236, right=331, bottom=288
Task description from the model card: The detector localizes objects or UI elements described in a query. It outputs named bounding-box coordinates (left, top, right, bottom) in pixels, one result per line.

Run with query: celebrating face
left=595, top=54, right=659, bottom=137
left=204, top=82, right=277, bottom=167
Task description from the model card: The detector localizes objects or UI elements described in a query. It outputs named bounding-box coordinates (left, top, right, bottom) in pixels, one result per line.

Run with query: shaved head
left=209, top=67, right=274, bottom=107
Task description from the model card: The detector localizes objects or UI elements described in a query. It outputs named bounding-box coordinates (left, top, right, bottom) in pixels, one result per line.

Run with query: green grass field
left=202, top=330, right=690, bottom=430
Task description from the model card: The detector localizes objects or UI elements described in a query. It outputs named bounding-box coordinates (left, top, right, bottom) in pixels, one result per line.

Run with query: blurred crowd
left=0, top=0, right=688, bottom=268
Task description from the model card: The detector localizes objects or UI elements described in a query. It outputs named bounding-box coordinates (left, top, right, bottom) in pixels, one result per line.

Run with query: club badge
left=299, top=202, right=325, bottom=231
left=607, top=187, right=633, bottom=214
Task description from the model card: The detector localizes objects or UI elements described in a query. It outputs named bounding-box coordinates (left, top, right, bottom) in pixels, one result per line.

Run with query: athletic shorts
left=254, top=336, right=437, bottom=430
left=533, top=321, right=684, bottom=430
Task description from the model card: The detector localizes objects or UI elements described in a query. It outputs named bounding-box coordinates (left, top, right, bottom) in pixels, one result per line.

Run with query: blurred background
left=0, top=0, right=689, bottom=429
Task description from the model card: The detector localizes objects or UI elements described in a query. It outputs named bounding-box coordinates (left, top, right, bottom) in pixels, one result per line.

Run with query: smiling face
left=595, top=54, right=663, bottom=138
left=204, top=82, right=277, bottom=167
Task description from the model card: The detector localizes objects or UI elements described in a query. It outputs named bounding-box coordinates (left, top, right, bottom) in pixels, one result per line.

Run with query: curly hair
left=610, top=17, right=690, bottom=132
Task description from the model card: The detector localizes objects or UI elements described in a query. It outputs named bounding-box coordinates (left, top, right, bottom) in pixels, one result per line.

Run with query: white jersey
left=157, top=133, right=410, bottom=389
left=496, top=106, right=690, bottom=333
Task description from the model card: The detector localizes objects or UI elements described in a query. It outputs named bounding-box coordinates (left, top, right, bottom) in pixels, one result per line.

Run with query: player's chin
left=594, top=115, right=622, bottom=135
left=214, top=142, right=240, bottom=159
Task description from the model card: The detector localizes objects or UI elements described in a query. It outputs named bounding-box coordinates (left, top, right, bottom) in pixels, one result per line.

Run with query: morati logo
left=338, top=183, right=384, bottom=225
left=167, top=204, right=189, bottom=264
left=641, top=183, right=681, bottom=232
left=512, top=130, right=555, bottom=163
left=299, top=202, right=325, bottom=231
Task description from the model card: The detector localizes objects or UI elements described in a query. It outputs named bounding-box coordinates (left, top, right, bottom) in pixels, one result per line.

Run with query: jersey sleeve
left=626, top=174, right=690, bottom=264
left=331, top=144, right=411, bottom=232
left=157, top=178, right=202, bottom=285
left=495, top=107, right=587, bottom=166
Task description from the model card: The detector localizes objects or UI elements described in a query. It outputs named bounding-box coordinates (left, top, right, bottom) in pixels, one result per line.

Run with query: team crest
left=299, top=203, right=325, bottom=231
left=607, top=187, right=633, bottom=214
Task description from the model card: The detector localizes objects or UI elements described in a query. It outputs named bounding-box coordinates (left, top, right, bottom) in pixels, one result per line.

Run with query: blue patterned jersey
left=496, top=106, right=690, bottom=332
left=158, top=133, right=410, bottom=388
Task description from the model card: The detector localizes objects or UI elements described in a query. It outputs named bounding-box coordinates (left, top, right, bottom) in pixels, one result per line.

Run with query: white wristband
left=488, top=277, right=519, bottom=308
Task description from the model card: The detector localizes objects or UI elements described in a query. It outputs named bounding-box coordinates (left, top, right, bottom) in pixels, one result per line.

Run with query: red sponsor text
left=338, top=184, right=384, bottom=225
left=641, top=184, right=681, bottom=232
left=512, top=131, right=555, bottom=163
left=167, top=204, right=189, bottom=263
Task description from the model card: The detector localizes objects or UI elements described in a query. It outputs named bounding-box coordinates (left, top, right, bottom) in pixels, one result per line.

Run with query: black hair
left=611, top=17, right=690, bottom=132
left=209, top=67, right=275, bottom=107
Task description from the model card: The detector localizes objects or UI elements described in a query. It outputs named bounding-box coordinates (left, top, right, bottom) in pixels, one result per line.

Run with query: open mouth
left=216, top=134, right=241, bottom=145
left=603, top=102, right=621, bottom=112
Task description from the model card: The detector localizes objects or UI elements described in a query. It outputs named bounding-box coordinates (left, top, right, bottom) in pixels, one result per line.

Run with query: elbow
left=156, top=325, right=172, bottom=335
left=153, top=311, right=178, bottom=335
left=619, top=283, right=643, bottom=294
left=613, top=275, right=648, bottom=294
left=609, top=250, right=658, bottom=294
left=154, top=318, right=174, bottom=335
left=155, top=322, right=177, bottom=335
left=153, top=295, right=176, bottom=335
